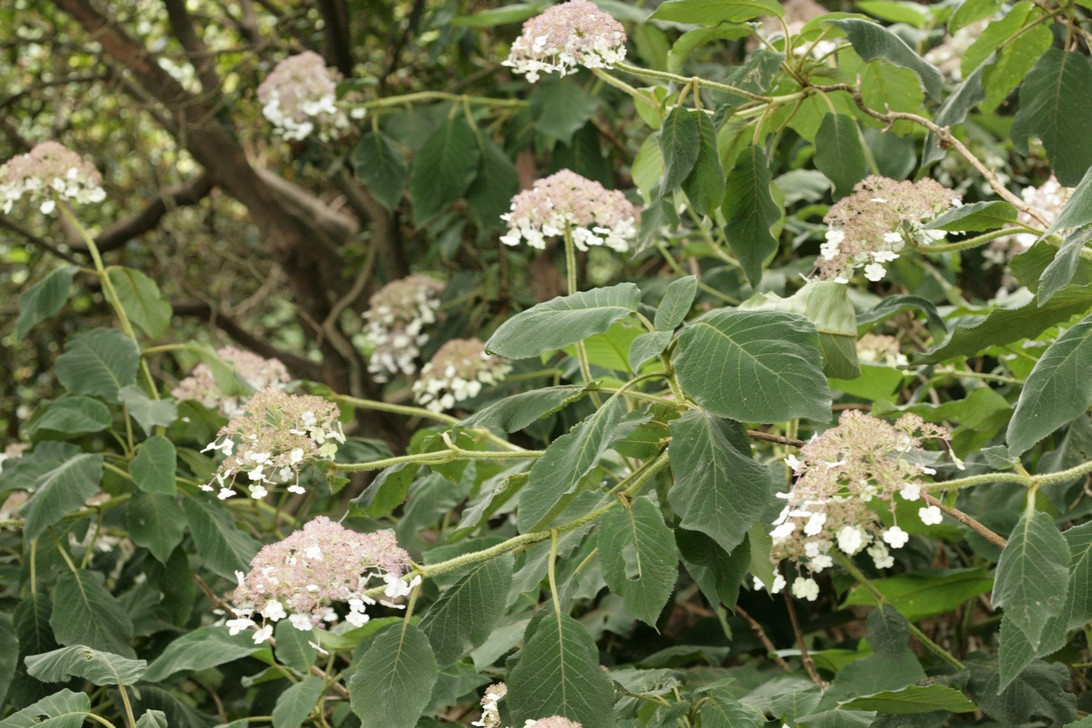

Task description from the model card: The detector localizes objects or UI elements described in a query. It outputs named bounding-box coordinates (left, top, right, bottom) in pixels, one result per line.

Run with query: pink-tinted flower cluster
left=201, top=389, right=345, bottom=500
left=172, top=346, right=291, bottom=416
left=362, top=275, right=445, bottom=382
left=412, top=338, right=511, bottom=413
left=985, top=175, right=1071, bottom=266
left=821, top=176, right=961, bottom=283
left=228, top=517, right=416, bottom=642
left=501, top=170, right=638, bottom=252
left=0, top=142, right=106, bottom=215
left=257, top=52, right=360, bottom=141
left=504, top=0, right=626, bottom=82
left=764, top=411, right=951, bottom=601
left=473, top=683, right=507, bottom=728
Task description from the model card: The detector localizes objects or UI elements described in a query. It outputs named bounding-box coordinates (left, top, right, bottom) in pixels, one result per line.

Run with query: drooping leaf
left=142, top=626, right=262, bottom=681
left=655, top=276, right=698, bottom=331
left=21, top=453, right=103, bottom=542
left=27, top=396, right=111, bottom=437
left=272, top=676, right=325, bottom=728
left=839, top=685, right=976, bottom=714
left=0, top=689, right=91, bottom=728
left=658, top=108, right=701, bottom=193
left=1044, top=164, right=1092, bottom=236
left=673, top=309, right=831, bottom=423
left=680, top=110, right=724, bottom=216
left=459, top=386, right=588, bottom=433
left=107, top=267, right=172, bottom=339
left=409, top=117, right=481, bottom=223
left=668, top=410, right=772, bottom=554
left=352, top=130, right=408, bottom=211
left=628, top=331, right=673, bottom=371
left=50, top=570, right=134, bottom=658
left=181, top=496, right=261, bottom=579
left=597, top=497, right=677, bottom=626
left=486, top=283, right=641, bottom=359
left=126, top=493, right=185, bottom=564
left=530, top=77, right=600, bottom=144
left=54, top=328, right=140, bottom=403
left=815, top=114, right=866, bottom=198
left=1007, top=315, right=1092, bottom=454
left=650, top=0, right=783, bottom=24
left=925, top=201, right=1018, bottom=232
left=130, top=436, right=177, bottom=495
left=507, top=612, right=615, bottom=728
left=722, top=145, right=780, bottom=287
left=348, top=623, right=439, bottom=728
left=420, top=553, right=514, bottom=665
left=857, top=295, right=947, bottom=334
left=1039, top=228, right=1092, bottom=305
left=827, top=18, right=943, bottom=99
left=921, top=64, right=986, bottom=168
left=15, top=266, right=77, bottom=342
left=677, top=530, right=750, bottom=609
left=24, top=645, right=146, bottom=686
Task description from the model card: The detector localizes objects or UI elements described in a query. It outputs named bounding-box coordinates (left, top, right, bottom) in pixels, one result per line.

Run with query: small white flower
left=770, top=521, right=797, bottom=540
left=791, top=576, right=820, bottom=601
left=260, top=600, right=286, bottom=621
left=882, top=526, right=909, bottom=549
left=804, top=512, right=827, bottom=536
left=899, top=482, right=922, bottom=501
left=288, top=613, right=314, bottom=631
left=836, top=525, right=867, bottom=555
left=253, top=625, right=274, bottom=644
left=867, top=541, right=894, bottom=569
left=864, top=262, right=887, bottom=281
left=918, top=505, right=943, bottom=525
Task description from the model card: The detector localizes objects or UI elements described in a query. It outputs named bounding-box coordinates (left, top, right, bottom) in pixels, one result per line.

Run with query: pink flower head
left=362, top=275, right=445, bottom=382
left=257, top=52, right=352, bottom=140
left=172, top=346, right=291, bottom=416
left=412, top=338, right=511, bottom=412
left=504, top=0, right=627, bottom=82
left=500, top=169, right=638, bottom=252
left=0, top=142, right=105, bottom=214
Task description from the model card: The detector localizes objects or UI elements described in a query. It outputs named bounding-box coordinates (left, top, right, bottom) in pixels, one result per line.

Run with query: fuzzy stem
left=332, top=447, right=543, bottom=473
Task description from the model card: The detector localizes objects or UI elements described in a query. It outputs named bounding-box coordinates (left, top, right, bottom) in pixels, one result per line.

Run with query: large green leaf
left=27, top=396, right=111, bottom=437
left=21, top=453, right=103, bottom=542
left=50, top=570, right=134, bottom=658
left=15, top=266, right=77, bottom=342
left=597, top=497, right=677, bottom=626
left=1064, top=520, right=1092, bottom=631
left=815, top=114, right=866, bottom=199
left=668, top=411, right=772, bottom=555
left=992, top=510, right=1070, bottom=649
left=997, top=609, right=1067, bottom=692
left=674, top=309, right=831, bottom=423
left=1007, top=315, right=1092, bottom=454
left=181, top=496, right=260, bottom=579
left=841, top=568, right=993, bottom=621
left=130, top=436, right=177, bottom=495
left=839, top=685, right=976, bottom=714
left=420, top=553, right=514, bottom=665
left=1039, top=228, right=1092, bottom=305
left=827, top=18, right=943, bottom=99
left=486, top=283, right=641, bottom=359
left=409, top=117, right=481, bottom=223
left=352, top=130, right=407, bottom=211
left=722, top=145, right=780, bottom=287
left=1011, top=49, right=1092, bottom=186
left=658, top=108, right=701, bottom=193
left=859, top=62, right=924, bottom=134
left=699, top=690, right=766, bottom=727
left=348, top=623, right=438, bottom=728
left=126, top=493, right=186, bottom=564
left=0, top=689, right=91, bottom=728
left=507, top=612, right=615, bottom=728
left=0, top=613, right=18, bottom=708
left=650, top=0, right=783, bottom=24
left=143, top=626, right=262, bottom=681
left=54, top=328, right=140, bottom=403
left=107, top=267, right=172, bottom=340
left=680, top=110, right=724, bottom=217
left=655, top=276, right=698, bottom=331
left=982, top=22, right=1052, bottom=113
left=24, top=645, right=146, bottom=686
left=966, top=656, right=1076, bottom=726
left=272, top=676, right=325, bottom=728
left=925, top=201, right=1018, bottom=232
left=963, top=1, right=1040, bottom=75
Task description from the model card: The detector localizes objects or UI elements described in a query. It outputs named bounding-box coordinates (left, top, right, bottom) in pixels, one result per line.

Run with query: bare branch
left=92, top=172, right=215, bottom=252
left=163, top=0, right=223, bottom=95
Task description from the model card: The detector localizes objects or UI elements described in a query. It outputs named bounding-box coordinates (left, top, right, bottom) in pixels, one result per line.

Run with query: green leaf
left=859, top=62, right=925, bottom=133
left=507, top=612, right=615, bottom=728
left=485, top=283, right=641, bottom=359
left=420, top=553, right=514, bottom=665
left=997, top=610, right=1067, bottom=691
left=16, top=266, right=76, bottom=342
left=1040, top=228, right=1092, bottom=305
left=925, top=201, right=1018, bottom=232
left=674, top=309, right=831, bottom=422
left=562, top=318, right=645, bottom=373
left=858, top=0, right=931, bottom=26
left=699, top=690, right=766, bottom=727
left=409, top=117, right=481, bottom=223
left=1045, top=165, right=1092, bottom=236
left=841, top=568, right=993, bottom=621
left=0, top=689, right=91, bottom=728
left=459, top=386, right=588, bottom=433
left=348, top=623, right=439, bottom=728
left=143, top=626, right=262, bottom=681
left=1011, top=49, right=1092, bottom=187
left=452, top=3, right=543, bottom=27
left=815, top=114, right=866, bottom=199
left=50, top=570, right=134, bottom=658
left=1063, top=520, right=1092, bottom=630
left=858, top=295, right=945, bottom=334
left=530, top=77, right=600, bottom=145
left=54, top=328, right=140, bottom=403
left=117, top=385, right=178, bottom=434
left=126, top=493, right=186, bottom=564
left=668, top=410, right=772, bottom=554
left=993, top=510, right=1070, bottom=649
left=107, top=267, right=172, bottom=339
left=181, top=496, right=261, bottom=579
left=466, top=136, right=520, bottom=231
left=1007, top=315, right=1092, bottom=454
left=21, top=453, right=103, bottom=542
left=982, top=23, right=1052, bottom=112
left=135, top=711, right=167, bottom=728
left=628, top=331, right=673, bottom=371
left=840, top=685, right=977, bottom=714
left=351, top=463, right=418, bottom=518
left=678, top=530, right=750, bottom=609
left=963, top=2, right=1040, bottom=76
left=274, top=619, right=317, bottom=674
left=24, top=645, right=146, bottom=686
left=352, top=130, right=407, bottom=211
left=0, top=613, right=18, bottom=708
left=272, top=676, right=325, bottom=728
left=597, top=497, right=677, bottom=626
left=921, top=64, right=987, bottom=168
left=655, top=276, right=698, bottom=331
left=827, top=18, right=943, bottom=99
left=966, top=656, right=1076, bottom=726
left=130, top=436, right=177, bottom=495
left=658, top=108, right=701, bottom=193
left=650, top=0, right=783, bottom=24
left=722, top=145, right=780, bottom=287
left=27, top=396, right=111, bottom=436
left=949, top=0, right=1000, bottom=32
left=680, top=110, right=724, bottom=217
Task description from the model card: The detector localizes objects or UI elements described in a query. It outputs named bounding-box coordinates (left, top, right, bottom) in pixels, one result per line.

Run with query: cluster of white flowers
left=503, top=0, right=626, bottom=82
left=228, top=517, right=417, bottom=643
left=984, top=176, right=1071, bottom=266
left=470, top=684, right=582, bottom=728
left=501, top=169, right=638, bottom=253
left=201, top=389, right=345, bottom=500
left=821, top=176, right=962, bottom=283
left=172, top=346, right=291, bottom=417
left=362, top=275, right=445, bottom=382
left=0, top=142, right=106, bottom=214
left=766, top=411, right=952, bottom=601
left=856, top=333, right=908, bottom=368
left=412, top=338, right=511, bottom=413
left=257, top=52, right=362, bottom=141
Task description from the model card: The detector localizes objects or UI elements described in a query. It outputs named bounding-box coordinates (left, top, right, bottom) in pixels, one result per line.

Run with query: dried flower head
left=856, top=333, right=908, bottom=368
left=525, top=718, right=583, bottom=728
left=362, top=275, right=445, bottom=382
left=985, top=176, right=1071, bottom=265
left=412, top=338, right=511, bottom=412
left=201, top=389, right=345, bottom=500
left=172, top=346, right=291, bottom=416
left=257, top=52, right=357, bottom=141
left=821, top=176, right=961, bottom=283
left=770, top=411, right=951, bottom=600
left=501, top=169, right=638, bottom=252
left=0, top=142, right=106, bottom=214
left=503, top=0, right=626, bottom=82
left=228, top=517, right=415, bottom=642
left=472, top=683, right=507, bottom=728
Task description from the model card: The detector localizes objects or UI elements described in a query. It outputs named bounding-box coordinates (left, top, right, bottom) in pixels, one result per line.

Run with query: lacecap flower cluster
left=172, top=346, right=291, bottom=417
left=257, top=51, right=362, bottom=141
left=503, top=0, right=626, bottom=82
left=0, top=141, right=106, bottom=214
left=412, top=338, right=511, bottom=413
left=362, top=275, right=445, bottom=382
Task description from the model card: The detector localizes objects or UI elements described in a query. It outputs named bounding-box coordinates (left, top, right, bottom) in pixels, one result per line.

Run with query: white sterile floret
left=867, top=542, right=895, bottom=569
left=0, top=142, right=106, bottom=215
left=792, top=576, right=820, bottom=602
left=882, top=526, right=909, bottom=549
left=836, top=524, right=867, bottom=555
left=753, top=573, right=787, bottom=593
left=900, top=481, right=922, bottom=501
left=918, top=505, right=943, bottom=525
left=863, top=262, right=887, bottom=282
left=504, top=0, right=626, bottom=82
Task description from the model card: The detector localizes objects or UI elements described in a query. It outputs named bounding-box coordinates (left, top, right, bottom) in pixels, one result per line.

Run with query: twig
left=747, top=430, right=805, bottom=448
left=736, top=606, right=793, bottom=672
left=921, top=492, right=1007, bottom=549
left=782, top=589, right=828, bottom=688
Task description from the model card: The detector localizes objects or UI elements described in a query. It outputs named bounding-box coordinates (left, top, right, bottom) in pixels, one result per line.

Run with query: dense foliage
left=3, top=0, right=1092, bottom=726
